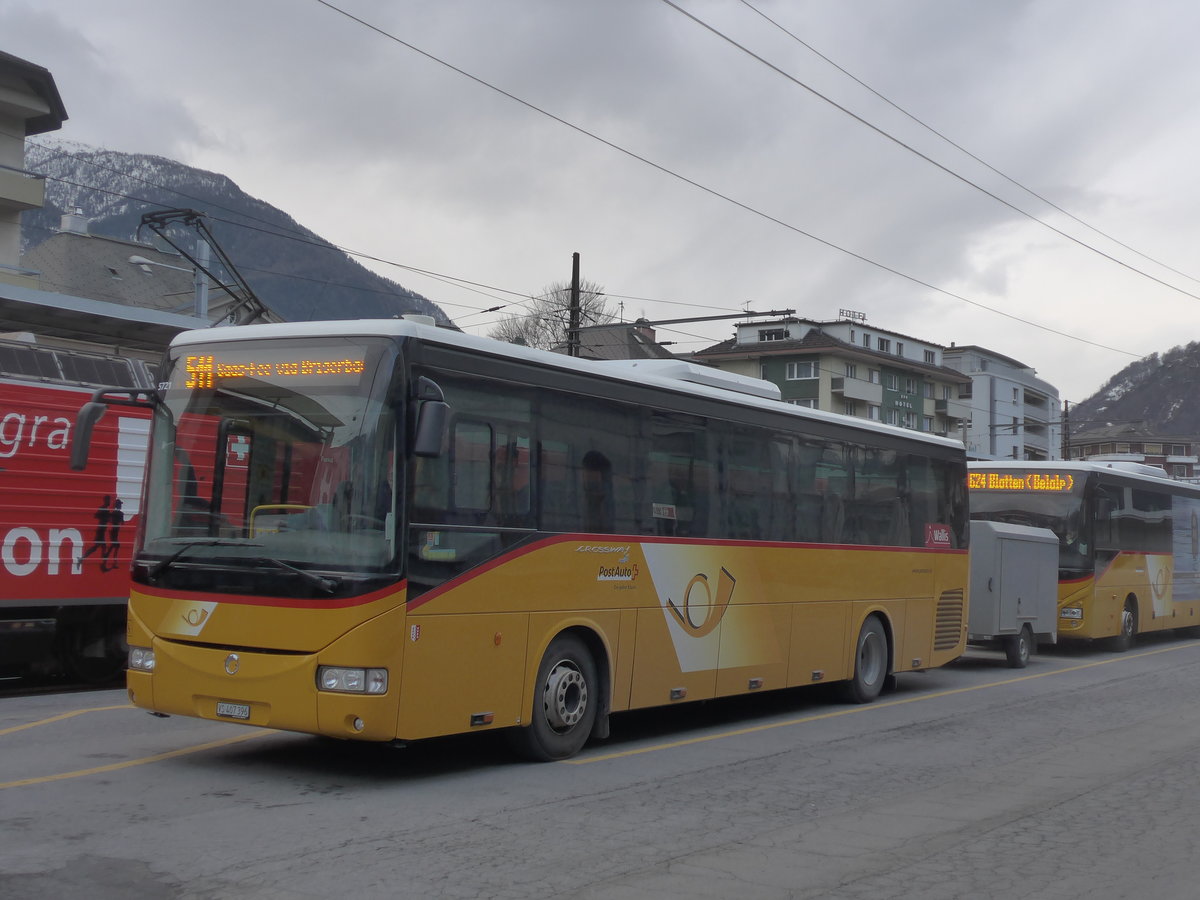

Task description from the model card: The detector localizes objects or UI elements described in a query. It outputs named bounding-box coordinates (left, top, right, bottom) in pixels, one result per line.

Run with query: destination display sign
left=968, top=471, right=1076, bottom=492
left=176, top=350, right=367, bottom=391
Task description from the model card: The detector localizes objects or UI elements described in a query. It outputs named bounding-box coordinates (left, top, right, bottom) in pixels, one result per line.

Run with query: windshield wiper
left=252, top=556, right=340, bottom=595
left=145, top=539, right=264, bottom=582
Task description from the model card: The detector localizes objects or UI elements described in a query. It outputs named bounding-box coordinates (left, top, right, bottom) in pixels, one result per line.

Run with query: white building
left=942, top=345, right=1061, bottom=460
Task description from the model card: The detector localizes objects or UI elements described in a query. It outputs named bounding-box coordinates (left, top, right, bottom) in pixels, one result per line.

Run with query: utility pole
left=567, top=252, right=581, bottom=358
left=1061, top=400, right=1071, bottom=460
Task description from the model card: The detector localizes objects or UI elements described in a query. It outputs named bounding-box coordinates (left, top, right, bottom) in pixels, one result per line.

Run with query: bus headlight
left=1060, top=607, right=1083, bottom=620
left=129, top=646, right=156, bottom=671
left=317, top=666, right=388, bottom=695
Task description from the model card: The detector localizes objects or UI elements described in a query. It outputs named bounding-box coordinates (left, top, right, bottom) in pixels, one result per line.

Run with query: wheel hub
left=543, top=661, right=588, bottom=731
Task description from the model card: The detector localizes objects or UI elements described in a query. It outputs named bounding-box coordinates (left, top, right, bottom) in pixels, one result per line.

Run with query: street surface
left=3, top=636, right=1200, bottom=899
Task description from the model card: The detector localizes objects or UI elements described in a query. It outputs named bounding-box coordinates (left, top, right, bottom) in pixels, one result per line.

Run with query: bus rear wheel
left=841, top=614, right=889, bottom=704
left=509, top=634, right=598, bottom=761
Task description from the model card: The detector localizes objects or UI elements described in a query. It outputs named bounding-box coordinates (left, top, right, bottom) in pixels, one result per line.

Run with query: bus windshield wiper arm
left=253, top=556, right=340, bottom=595
left=147, top=539, right=264, bottom=581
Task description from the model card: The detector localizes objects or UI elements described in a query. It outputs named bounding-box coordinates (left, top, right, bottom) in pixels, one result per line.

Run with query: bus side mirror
left=412, top=376, right=449, bottom=458
left=70, top=388, right=158, bottom=470
left=70, top=401, right=109, bottom=470
left=413, top=401, right=449, bottom=457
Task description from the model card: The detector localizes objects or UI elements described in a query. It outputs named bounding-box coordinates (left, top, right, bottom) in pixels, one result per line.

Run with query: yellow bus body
left=128, top=537, right=967, bottom=743
left=1057, top=551, right=1200, bottom=641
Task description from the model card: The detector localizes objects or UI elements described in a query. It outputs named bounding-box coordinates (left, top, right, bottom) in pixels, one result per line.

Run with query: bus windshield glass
left=968, top=468, right=1090, bottom=572
left=137, top=336, right=398, bottom=592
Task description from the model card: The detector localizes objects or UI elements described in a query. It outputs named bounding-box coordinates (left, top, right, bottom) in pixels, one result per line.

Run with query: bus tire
left=1004, top=625, right=1033, bottom=668
left=509, top=634, right=598, bottom=761
left=840, top=614, right=889, bottom=704
left=1107, top=598, right=1137, bottom=652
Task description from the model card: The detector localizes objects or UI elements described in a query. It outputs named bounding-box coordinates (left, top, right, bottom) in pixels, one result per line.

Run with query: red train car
left=0, top=338, right=154, bottom=681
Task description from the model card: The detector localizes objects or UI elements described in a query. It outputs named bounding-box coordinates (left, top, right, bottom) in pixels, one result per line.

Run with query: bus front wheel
left=1107, top=599, right=1137, bottom=652
left=509, top=634, right=598, bottom=761
left=841, top=614, right=889, bottom=704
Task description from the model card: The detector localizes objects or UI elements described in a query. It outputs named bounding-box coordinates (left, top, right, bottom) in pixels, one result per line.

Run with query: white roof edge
left=170, top=319, right=962, bottom=450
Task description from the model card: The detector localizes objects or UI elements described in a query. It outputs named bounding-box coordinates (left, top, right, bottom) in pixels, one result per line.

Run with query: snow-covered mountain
left=23, top=141, right=450, bottom=325
left=1068, top=343, right=1200, bottom=436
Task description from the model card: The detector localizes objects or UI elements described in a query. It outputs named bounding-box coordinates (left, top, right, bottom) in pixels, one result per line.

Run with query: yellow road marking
left=567, top=642, right=1197, bottom=764
left=0, top=704, right=133, bottom=737
left=0, top=728, right=271, bottom=790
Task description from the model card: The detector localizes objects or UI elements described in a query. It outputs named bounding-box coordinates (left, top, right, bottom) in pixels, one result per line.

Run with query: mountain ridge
left=22, top=140, right=451, bottom=325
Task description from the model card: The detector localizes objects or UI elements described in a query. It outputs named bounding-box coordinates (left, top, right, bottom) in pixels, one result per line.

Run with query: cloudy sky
left=5, top=0, right=1200, bottom=404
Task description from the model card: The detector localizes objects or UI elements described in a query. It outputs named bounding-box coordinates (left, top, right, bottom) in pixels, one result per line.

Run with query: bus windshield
left=968, top=471, right=1090, bottom=573
left=137, top=336, right=398, bottom=595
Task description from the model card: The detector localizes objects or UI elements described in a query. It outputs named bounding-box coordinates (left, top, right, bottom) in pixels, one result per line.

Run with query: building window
left=903, top=412, right=917, bottom=430
left=1012, top=387, right=1020, bottom=403
left=850, top=329, right=856, bottom=343
left=896, top=342, right=904, bottom=357
left=787, top=398, right=817, bottom=408
left=942, top=386, right=953, bottom=400
left=1172, top=444, right=1188, bottom=456
left=923, top=382, right=934, bottom=399
left=868, top=369, right=880, bottom=384
left=877, top=337, right=891, bottom=353
left=1145, top=443, right=1163, bottom=455
left=759, top=328, right=787, bottom=342
left=1116, top=443, right=1130, bottom=454
left=844, top=401, right=856, bottom=416
left=924, top=416, right=934, bottom=432
left=868, top=405, right=881, bottom=421
left=862, top=333, right=871, bottom=348
left=884, top=373, right=898, bottom=391
left=760, top=364, right=768, bottom=380
left=1175, top=464, right=1189, bottom=477
left=924, top=349, right=936, bottom=364
left=884, top=410, right=899, bottom=426
left=785, top=361, right=818, bottom=380
left=904, top=377, right=917, bottom=394
left=844, top=362, right=857, bottom=379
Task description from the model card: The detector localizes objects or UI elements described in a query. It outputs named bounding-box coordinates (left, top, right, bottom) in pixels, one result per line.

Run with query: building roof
left=552, top=321, right=676, bottom=361
left=0, top=51, right=68, bottom=135
left=942, top=344, right=1033, bottom=372
left=22, top=226, right=278, bottom=325
left=694, top=327, right=971, bottom=384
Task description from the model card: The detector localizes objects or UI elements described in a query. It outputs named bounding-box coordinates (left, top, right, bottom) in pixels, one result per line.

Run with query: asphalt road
left=3, top=636, right=1199, bottom=900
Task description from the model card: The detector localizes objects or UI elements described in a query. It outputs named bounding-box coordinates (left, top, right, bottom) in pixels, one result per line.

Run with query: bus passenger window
left=582, top=451, right=614, bottom=533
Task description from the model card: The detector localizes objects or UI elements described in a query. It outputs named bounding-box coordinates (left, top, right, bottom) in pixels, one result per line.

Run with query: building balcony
left=935, top=397, right=970, bottom=421
left=831, top=376, right=882, bottom=404
left=0, top=167, right=45, bottom=212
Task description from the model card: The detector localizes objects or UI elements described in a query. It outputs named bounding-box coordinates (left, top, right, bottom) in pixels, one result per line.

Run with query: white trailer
left=968, top=520, right=1059, bottom=668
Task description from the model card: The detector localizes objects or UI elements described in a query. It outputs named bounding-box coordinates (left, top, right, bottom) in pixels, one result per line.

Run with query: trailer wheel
left=508, top=634, right=598, bottom=761
left=841, top=614, right=889, bottom=704
left=1004, top=624, right=1033, bottom=668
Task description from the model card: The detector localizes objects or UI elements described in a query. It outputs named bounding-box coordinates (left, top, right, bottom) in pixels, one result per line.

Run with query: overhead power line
left=310, top=0, right=1144, bottom=360
left=734, top=0, right=1200, bottom=290
left=657, top=0, right=1200, bottom=305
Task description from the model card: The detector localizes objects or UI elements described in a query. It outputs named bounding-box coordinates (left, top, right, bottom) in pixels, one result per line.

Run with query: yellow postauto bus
left=968, top=461, right=1200, bottom=650
left=77, top=320, right=969, bottom=760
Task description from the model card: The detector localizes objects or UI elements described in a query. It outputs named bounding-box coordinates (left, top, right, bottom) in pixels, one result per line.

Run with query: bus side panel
left=395, top=611, right=530, bottom=740
left=0, top=379, right=149, bottom=609
left=786, top=600, right=850, bottom=687
left=628, top=606, right=718, bottom=709
left=714, top=601, right=792, bottom=697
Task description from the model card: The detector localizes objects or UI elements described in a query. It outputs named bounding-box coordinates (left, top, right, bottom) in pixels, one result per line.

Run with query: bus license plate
left=216, top=701, right=251, bottom=720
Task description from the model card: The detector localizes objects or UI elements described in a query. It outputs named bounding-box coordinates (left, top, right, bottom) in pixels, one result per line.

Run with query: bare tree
left=489, top=279, right=614, bottom=349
